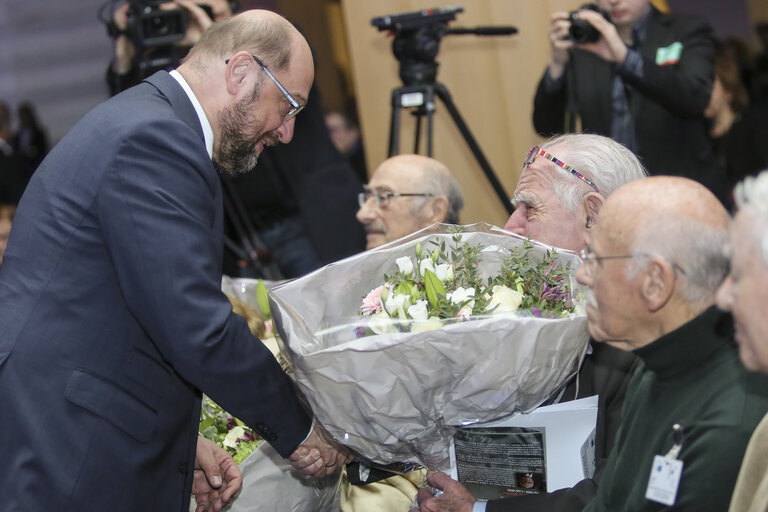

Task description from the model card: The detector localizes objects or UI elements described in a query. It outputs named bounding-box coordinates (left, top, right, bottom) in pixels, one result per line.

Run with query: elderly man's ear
left=641, top=258, right=678, bottom=312
left=426, top=196, right=450, bottom=224
left=584, top=192, right=605, bottom=230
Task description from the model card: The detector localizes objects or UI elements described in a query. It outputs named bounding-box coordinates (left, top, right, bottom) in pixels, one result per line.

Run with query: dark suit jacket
left=487, top=343, right=638, bottom=512
left=0, top=71, right=311, bottom=511
left=534, top=7, right=725, bottom=199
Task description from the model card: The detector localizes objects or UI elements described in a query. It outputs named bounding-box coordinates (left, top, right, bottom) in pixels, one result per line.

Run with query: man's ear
left=584, top=192, right=605, bottom=230
left=641, top=257, right=676, bottom=312
left=224, top=51, right=253, bottom=95
left=427, top=196, right=449, bottom=224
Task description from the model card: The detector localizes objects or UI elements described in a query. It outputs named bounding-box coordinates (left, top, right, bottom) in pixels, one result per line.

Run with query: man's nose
left=276, top=116, right=296, bottom=144
left=503, top=209, right=526, bottom=235
left=356, top=200, right=376, bottom=224
left=715, top=274, right=734, bottom=312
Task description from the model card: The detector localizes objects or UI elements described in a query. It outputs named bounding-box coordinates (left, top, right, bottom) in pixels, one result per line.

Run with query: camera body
left=568, top=3, right=611, bottom=44
left=125, top=0, right=189, bottom=49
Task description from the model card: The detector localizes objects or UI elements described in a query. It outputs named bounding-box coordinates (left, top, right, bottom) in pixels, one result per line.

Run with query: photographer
left=106, top=0, right=234, bottom=95
left=532, top=0, right=726, bottom=202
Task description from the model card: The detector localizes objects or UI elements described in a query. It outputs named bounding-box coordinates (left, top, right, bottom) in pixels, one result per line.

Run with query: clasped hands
left=288, top=423, right=355, bottom=478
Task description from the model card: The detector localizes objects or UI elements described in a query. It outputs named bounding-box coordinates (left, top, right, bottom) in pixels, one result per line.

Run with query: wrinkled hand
left=414, top=472, right=476, bottom=512
left=547, top=11, right=574, bottom=78
left=192, top=436, right=243, bottom=512
left=574, top=9, right=628, bottom=64
left=288, top=423, right=354, bottom=478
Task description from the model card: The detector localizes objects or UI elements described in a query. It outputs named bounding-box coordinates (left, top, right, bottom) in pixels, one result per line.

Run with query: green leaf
left=256, top=279, right=270, bottom=318
left=424, top=269, right=445, bottom=309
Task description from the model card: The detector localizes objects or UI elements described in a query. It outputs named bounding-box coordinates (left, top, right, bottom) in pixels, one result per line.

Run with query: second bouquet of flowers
left=270, top=223, right=589, bottom=469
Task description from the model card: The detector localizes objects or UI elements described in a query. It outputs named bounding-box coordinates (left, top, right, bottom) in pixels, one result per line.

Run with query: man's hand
left=414, top=472, right=476, bottom=512
left=288, top=423, right=353, bottom=478
left=547, top=11, right=575, bottom=79
left=574, top=9, right=628, bottom=64
left=170, top=0, right=216, bottom=47
left=192, top=436, right=243, bottom=512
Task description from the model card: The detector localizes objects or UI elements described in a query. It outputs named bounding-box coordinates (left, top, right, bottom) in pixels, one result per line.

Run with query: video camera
left=123, top=0, right=215, bottom=49
left=372, top=6, right=517, bottom=87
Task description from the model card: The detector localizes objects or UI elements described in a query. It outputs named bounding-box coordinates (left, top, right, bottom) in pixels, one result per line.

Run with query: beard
left=213, top=89, right=279, bottom=176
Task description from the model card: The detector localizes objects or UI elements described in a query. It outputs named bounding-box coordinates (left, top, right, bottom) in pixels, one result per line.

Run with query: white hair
left=627, top=217, right=730, bottom=307
left=540, top=134, right=648, bottom=210
left=734, top=170, right=768, bottom=266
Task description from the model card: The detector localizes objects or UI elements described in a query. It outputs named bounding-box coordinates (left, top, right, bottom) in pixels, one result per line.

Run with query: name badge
left=656, top=42, right=683, bottom=66
left=646, top=455, right=683, bottom=506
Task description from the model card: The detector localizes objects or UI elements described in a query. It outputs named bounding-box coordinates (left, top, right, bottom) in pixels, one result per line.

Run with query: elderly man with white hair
left=717, top=170, right=768, bottom=512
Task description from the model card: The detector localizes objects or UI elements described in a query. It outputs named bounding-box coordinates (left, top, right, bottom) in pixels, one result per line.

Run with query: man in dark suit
left=0, top=10, right=347, bottom=511
left=533, top=0, right=725, bottom=201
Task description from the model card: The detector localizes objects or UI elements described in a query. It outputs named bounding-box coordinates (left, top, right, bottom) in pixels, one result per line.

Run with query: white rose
left=384, top=293, right=410, bottom=318
left=434, top=263, right=454, bottom=282
left=487, top=285, right=524, bottom=314
left=395, top=256, right=414, bottom=275
left=407, top=300, right=429, bottom=321
left=419, top=258, right=435, bottom=276
left=223, top=426, right=245, bottom=449
left=368, top=311, right=399, bottom=334
left=447, top=286, right=475, bottom=308
left=411, top=317, right=445, bottom=332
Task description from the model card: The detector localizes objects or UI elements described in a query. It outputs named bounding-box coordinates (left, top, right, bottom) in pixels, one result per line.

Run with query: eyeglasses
left=225, top=54, right=305, bottom=120
left=357, top=190, right=434, bottom=208
left=579, top=246, right=686, bottom=278
left=524, top=146, right=600, bottom=193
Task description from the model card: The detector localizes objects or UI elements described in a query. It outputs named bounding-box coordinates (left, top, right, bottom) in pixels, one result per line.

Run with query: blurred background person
left=533, top=0, right=726, bottom=202
left=0, top=101, right=28, bottom=205
left=106, top=0, right=235, bottom=94
left=705, top=40, right=768, bottom=206
left=11, top=102, right=48, bottom=176
left=325, top=108, right=367, bottom=184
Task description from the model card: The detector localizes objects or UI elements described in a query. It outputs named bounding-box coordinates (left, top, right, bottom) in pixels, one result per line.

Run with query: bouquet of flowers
left=199, top=396, right=261, bottom=465
left=269, top=223, right=589, bottom=469
left=357, top=228, right=575, bottom=337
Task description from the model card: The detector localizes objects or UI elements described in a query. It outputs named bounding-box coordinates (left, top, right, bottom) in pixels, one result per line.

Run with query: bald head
left=604, top=176, right=730, bottom=307
left=577, top=176, right=730, bottom=349
left=357, top=154, right=463, bottom=249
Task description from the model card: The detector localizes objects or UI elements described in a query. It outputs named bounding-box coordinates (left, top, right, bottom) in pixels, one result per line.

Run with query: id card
left=645, top=455, right=683, bottom=506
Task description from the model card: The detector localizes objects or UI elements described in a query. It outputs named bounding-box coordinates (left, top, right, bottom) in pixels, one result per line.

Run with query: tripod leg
left=388, top=89, right=402, bottom=156
left=434, top=83, right=513, bottom=214
left=413, top=109, right=422, bottom=154
left=425, top=86, right=436, bottom=157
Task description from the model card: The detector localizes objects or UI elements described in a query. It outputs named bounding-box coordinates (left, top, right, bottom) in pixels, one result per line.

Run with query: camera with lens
left=568, top=3, right=611, bottom=44
left=125, top=0, right=190, bottom=49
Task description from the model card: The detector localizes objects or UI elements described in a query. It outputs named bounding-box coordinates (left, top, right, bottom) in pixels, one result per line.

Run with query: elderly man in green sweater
left=571, top=175, right=768, bottom=511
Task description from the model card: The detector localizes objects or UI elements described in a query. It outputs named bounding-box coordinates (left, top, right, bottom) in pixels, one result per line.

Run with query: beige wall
left=341, top=1, right=585, bottom=226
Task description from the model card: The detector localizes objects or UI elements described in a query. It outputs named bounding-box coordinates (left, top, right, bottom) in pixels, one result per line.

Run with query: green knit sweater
left=583, top=306, right=768, bottom=512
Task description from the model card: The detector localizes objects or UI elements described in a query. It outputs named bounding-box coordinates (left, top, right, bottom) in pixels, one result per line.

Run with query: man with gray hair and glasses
left=356, top=154, right=464, bottom=250
left=716, top=170, right=768, bottom=512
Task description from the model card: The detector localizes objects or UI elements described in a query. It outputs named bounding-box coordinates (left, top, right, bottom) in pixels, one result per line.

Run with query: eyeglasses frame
left=224, top=54, right=305, bottom=120
left=579, top=246, right=686, bottom=278
left=357, top=190, right=435, bottom=209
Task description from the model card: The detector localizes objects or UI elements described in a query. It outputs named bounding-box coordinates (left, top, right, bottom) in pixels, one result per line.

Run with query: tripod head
left=372, top=6, right=517, bottom=86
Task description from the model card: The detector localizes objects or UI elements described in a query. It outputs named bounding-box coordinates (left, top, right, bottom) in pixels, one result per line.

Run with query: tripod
left=387, top=81, right=513, bottom=215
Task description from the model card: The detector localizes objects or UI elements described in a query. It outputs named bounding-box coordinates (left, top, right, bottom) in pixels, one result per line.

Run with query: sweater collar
left=633, top=306, right=733, bottom=378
